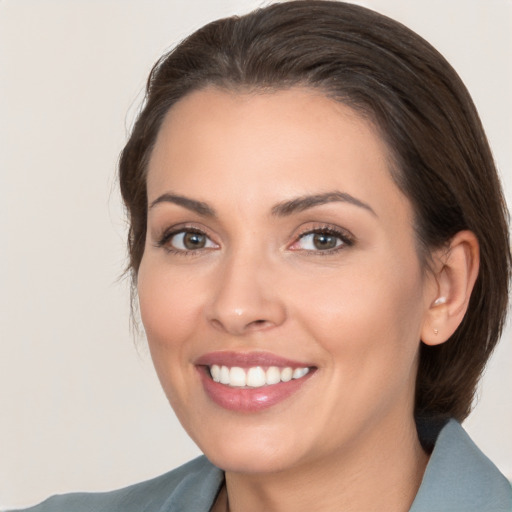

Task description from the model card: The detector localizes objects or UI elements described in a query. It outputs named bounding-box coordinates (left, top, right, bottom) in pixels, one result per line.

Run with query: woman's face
left=138, top=87, right=435, bottom=474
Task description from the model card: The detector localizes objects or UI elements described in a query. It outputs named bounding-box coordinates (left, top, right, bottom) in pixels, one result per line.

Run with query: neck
left=219, top=414, right=428, bottom=512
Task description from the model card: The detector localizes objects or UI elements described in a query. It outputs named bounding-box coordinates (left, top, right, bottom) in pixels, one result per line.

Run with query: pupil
left=183, top=232, right=206, bottom=249
left=313, top=233, right=337, bottom=250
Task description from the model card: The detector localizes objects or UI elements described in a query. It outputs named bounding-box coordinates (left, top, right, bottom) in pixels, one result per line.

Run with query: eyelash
left=155, top=224, right=355, bottom=256
left=155, top=226, right=217, bottom=256
left=291, top=225, right=355, bottom=255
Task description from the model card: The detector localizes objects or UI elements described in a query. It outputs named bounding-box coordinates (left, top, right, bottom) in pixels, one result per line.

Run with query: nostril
left=210, top=319, right=224, bottom=331
left=209, top=317, right=269, bottom=334
left=247, top=319, right=270, bottom=330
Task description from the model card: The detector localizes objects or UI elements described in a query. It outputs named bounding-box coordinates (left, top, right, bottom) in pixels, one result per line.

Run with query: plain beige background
left=1, top=0, right=511, bottom=508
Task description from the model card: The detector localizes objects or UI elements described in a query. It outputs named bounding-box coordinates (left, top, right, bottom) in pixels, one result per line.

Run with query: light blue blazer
left=11, top=420, right=512, bottom=512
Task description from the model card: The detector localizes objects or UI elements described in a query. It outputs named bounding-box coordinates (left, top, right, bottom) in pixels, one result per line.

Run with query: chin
left=188, top=417, right=308, bottom=475
left=203, top=443, right=301, bottom=475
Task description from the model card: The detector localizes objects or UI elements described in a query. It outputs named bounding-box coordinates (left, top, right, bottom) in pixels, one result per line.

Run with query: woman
left=14, top=1, right=511, bottom=511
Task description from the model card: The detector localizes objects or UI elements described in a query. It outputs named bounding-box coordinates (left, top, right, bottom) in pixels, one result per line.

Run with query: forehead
left=146, top=86, right=409, bottom=221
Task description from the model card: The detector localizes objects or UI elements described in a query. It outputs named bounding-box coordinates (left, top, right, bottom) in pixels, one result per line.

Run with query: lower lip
left=197, top=367, right=315, bottom=412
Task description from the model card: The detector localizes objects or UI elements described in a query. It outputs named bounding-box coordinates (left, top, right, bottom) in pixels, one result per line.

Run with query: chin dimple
left=208, top=365, right=310, bottom=388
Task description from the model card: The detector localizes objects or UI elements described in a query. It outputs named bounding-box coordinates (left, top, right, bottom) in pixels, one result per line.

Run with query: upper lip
left=194, top=351, right=313, bottom=368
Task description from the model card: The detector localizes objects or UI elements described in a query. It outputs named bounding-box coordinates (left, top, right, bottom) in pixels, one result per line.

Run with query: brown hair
left=119, top=0, right=510, bottom=421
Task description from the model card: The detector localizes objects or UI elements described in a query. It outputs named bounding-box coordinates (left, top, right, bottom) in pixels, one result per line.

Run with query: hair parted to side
left=119, top=0, right=510, bottom=422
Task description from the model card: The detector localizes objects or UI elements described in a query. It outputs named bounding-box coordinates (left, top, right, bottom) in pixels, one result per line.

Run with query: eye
left=289, top=227, right=354, bottom=253
left=158, top=228, right=218, bottom=253
left=299, top=232, right=342, bottom=250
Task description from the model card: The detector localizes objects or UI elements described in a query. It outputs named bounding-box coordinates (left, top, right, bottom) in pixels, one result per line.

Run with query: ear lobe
left=421, top=230, right=480, bottom=346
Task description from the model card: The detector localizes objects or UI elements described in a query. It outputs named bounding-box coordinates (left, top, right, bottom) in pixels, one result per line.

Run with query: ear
left=421, top=230, right=479, bottom=346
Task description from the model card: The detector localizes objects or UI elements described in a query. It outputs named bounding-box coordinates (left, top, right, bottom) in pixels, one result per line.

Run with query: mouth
left=195, top=351, right=316, bottom=412
left=208, top=364, right=311, bottom=388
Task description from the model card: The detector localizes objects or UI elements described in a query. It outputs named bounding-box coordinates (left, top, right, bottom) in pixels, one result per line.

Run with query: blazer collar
left=158, top=420, right=512, bottom=512
left=410, top=419, right=512, bottom=511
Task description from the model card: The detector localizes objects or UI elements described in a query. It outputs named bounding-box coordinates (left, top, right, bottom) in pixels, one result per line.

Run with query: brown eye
left=182, top=232, right=207, bottom=249
left=163, top=230, right=217, bottom=252
left=311, top=233, right=339, bottom=250
left=295, top=231, right=345, bottom=251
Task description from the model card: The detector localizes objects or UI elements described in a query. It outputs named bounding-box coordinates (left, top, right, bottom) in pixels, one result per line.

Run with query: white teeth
left=229, top=367, right=246, bottom=387
left=211, top=364, right=221, bottom=382
left=281, top=367, right=293, bottom=382
left=266, top=366, right=281, bottom=385
left=220, top=365, right=230, bottom=385
left=247, top=367, right=266, bottom=387
left=293, top=367, right=309, bottom=379
left=209, top=365, right=310, bottom=388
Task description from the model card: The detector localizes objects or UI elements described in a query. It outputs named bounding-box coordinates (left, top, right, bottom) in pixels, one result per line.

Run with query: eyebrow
left=149, top=193, right=216, bottom=217
left=148, top=190, right=376, bottom=218
left=271, top=191, right=376, bottom=217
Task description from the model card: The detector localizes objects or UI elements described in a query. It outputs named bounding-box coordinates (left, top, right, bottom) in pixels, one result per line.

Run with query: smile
left=195, top=351, right=316, bottom=412
left=209, top=365, right=310, bottom=388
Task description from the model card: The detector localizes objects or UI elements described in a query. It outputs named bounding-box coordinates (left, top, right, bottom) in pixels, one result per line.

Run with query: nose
left=205, top=252, right=287, bottom=336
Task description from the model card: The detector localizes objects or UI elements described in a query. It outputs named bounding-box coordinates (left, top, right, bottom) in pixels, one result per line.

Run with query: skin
left=137, top=87, right=475, bottom=512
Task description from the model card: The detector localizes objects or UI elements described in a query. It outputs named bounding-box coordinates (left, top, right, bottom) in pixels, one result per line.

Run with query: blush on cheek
left=139, top=294, right=197, bottom=348
left=138, top=264, right=194, bottom=339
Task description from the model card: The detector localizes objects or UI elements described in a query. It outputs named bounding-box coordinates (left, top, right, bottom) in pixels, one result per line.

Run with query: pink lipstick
left=195, top=351, right=315, bottom=412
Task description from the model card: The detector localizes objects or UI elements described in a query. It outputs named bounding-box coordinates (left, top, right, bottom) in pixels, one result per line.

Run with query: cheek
left=137, top=261, right=203, bottom=355
left=137, top=260, right=211, bottom=392
left=136, top=261, right=206, bottom=416
left=292, top=261, right=425, bottom=374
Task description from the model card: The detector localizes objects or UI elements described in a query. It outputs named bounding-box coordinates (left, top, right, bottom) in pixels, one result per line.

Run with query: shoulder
left=411, top=419, right=512, bottom=512
left=10, top=456, right=224, bottom=512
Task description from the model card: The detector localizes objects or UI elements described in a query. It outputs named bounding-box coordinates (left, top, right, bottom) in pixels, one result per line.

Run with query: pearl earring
left=433, top=296, right=447, bottom=306
left=433, top=328, right=439, bottom=335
